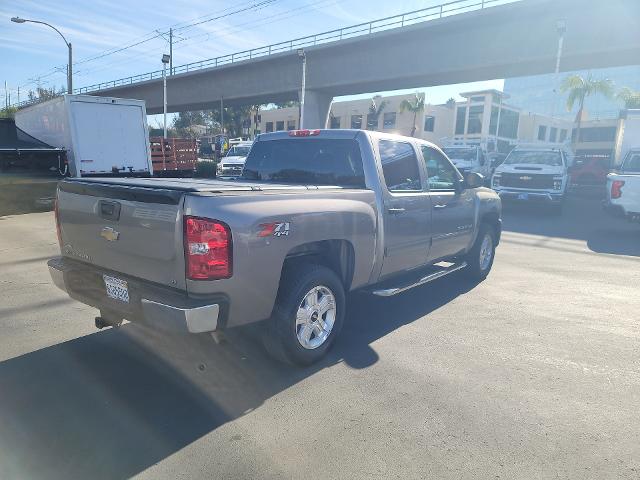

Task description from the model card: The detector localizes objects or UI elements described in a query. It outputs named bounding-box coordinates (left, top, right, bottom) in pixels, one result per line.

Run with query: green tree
left=367, top=97, right=387, bottom=130
left=0, top=106, right=17, bottom=119
left=445, top=97, right=456, bottom=109
left=617, top=87, right=640, bottom=109
left=560, top=74, right=614, bottom=144
left=399, top=93, right=426, bottom=137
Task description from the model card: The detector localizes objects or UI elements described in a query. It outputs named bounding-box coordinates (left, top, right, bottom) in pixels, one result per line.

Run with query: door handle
left=387, top=207, right=406, bottom=214
left=433, top=204, right=447, bottom=209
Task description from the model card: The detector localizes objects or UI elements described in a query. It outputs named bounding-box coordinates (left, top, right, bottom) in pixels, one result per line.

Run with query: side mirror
left=464, top=172, right=484, bottom=189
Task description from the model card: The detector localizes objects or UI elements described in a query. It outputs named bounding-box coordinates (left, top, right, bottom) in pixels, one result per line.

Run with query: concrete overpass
left=90, top=0, right=640, bottom=128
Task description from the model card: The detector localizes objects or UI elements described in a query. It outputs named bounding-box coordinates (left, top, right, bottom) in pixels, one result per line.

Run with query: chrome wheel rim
left=295, top=285, right=336, bottom=350
left=479, top=233, right=493, bottom=271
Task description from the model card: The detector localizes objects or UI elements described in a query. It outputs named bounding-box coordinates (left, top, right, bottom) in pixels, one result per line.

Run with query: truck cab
left=491, top=145, right=572, bottom=213
left=441, top=145, right=491, bottom=181
left=216, top=141, right=253, bottom=177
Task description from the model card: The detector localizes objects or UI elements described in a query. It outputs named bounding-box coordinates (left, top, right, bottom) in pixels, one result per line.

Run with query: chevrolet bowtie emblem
left=520, top=176, right=532, bottom=180
left=100, top=227, right=120, bottom=242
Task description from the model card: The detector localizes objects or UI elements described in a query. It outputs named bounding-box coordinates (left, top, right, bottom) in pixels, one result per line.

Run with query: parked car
left=48, top=129, right=501, bottom=365
left=442, top=145, right=491, bottom=181
left=603, top=148, right=640, bottom=223
left=216, top=141, right=253, bottom=177
left=491, top=145, right=572, bottom=213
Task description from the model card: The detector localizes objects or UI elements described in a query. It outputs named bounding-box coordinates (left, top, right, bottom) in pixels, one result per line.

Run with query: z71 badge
left=258, top=222, right=290, bottom=237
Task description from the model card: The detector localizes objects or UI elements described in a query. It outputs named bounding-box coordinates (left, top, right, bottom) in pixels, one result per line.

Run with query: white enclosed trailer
left=15, top=94, right=152, bottom=177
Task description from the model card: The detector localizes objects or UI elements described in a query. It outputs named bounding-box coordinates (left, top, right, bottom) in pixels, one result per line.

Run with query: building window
left=379, top=140, right=421, bottom=191
left=489, top=106, right=499, bottom=135
left=470, top=96, right=485, bottom=103
left=330, top=116, right=341, bottom=129
left=351, top=115, right=363, bottom=129
left=366, top=113, right=378, bottom=130
left=467, top=106, right=484, bottom=134
left=559, top=129, right=567, bottom=142
left=549, top=127, right=558, bottom=142
left=424, top=115, right=435, bottom=132
left=498, top=109, right=519, bottom=139
left=266, top=122, right=274, bottom=133
left=578, top=126, right=617, bottom=142
left=276, top=121, right=285, bottom=131
left=537, top=125, right=547, bottom=141
left=383, top=112, right=396, bottom=129
left=455, top=107, right=466, bottom=135
left=287, top=120, right=296, bottom=131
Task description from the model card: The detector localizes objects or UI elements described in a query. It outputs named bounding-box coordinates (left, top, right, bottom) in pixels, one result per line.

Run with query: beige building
left=249, top=89, right=576, bottom=153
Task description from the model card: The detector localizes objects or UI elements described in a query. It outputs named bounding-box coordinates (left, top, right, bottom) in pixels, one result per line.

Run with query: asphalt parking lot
left=0, top=192, right=639, bottom=480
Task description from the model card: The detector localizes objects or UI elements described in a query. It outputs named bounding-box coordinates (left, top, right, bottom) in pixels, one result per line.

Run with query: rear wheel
left=265, top=264, right=345, bottom=366
left=464, top=223, right=496, bottom=282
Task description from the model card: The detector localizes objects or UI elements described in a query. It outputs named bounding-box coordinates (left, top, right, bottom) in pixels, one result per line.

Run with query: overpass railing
left=12, top=0, right=519, bottom=108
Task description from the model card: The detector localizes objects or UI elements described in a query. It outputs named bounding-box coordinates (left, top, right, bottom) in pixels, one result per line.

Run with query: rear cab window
left=622, top=152, right=640, bottom=173
left=242, top=138, right=365, bottom=187
left=378, top=140, right=422, bottom=192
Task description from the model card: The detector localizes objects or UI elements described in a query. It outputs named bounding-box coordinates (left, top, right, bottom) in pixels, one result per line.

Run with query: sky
left=1, top=0, right=503, bottom=116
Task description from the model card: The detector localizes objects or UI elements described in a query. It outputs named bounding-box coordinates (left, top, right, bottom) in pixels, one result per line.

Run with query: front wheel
left=464, top=224, right=497, bottom=282
left=265, top=264, right=345, bottom=366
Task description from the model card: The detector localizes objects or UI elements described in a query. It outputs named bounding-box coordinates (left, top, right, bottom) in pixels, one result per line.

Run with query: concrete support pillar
left=299, top=90, right=333, bottom=129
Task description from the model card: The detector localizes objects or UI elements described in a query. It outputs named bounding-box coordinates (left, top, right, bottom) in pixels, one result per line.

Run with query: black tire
left=464, top=223, right=497, bottom=282
left=265, top=264, right=345, bottom=366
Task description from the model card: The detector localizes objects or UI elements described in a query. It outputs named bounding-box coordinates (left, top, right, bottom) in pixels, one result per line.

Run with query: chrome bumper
left=48, top=258, right=220, bottom=334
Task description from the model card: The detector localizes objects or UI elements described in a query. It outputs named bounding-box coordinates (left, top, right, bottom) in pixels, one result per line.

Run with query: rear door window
left=623, top=153, right=640, bottom=173
left=379, top=140, right=422, bottom=192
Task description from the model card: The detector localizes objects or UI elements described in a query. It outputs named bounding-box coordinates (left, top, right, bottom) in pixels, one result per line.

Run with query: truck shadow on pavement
left=501, top=194, right=640, bottom=257
left=0, top=273, right=474, bottom=480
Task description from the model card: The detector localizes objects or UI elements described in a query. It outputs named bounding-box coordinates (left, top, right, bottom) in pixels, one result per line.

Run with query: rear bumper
left=602, top=201, right=640, bottom=222
left=496, top=189, right=564, bottom=204
left=48, top=256, right=223, bottom=333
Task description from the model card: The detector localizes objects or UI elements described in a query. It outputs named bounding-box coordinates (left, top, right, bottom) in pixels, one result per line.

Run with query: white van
left=217, top=141, right=253, bottom=177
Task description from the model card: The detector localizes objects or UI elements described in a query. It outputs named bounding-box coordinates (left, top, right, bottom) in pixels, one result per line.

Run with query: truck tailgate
left=56, top=180, right=187, bottom=290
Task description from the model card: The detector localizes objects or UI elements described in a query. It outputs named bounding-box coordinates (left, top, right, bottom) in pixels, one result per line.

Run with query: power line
left=13, top=0, right=281, bottom=90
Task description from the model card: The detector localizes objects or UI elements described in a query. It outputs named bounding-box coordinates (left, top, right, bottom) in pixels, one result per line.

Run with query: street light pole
left=552, top=19, right=567, bottom=119
left=297, top=49, right=306, bottom=129
left=11, top=17, right=72, bottom=94
left=161, top=54, right=171, bottom=139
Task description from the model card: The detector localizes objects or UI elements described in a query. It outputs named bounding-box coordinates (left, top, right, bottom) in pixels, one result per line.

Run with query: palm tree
left=367, top=97, right=387, bottom=130
left=560, top=74, right=614, bottom=144
left=399, top=93, right=426, bottom=137
left=617, top=87, right=640, bottom=109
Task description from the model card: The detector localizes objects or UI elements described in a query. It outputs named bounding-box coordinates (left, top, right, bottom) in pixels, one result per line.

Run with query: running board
left=371, top=262, right=467, bottom=297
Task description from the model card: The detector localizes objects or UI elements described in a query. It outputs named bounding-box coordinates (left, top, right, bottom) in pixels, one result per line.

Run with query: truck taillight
left=54, top=197, right=62, bottom=248
left=184, top=216, right=232, bottom=280
left=611, top=180, right=625, bottom=199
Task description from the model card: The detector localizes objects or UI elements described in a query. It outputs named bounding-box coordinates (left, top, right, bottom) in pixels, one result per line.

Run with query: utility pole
left=169, top=28, right=173, bottom=75
left=4, top=80, right=7, bottom=109
left=220, top=97, right=224, bottom=134
left=161, top=54, right=171, bottom=139
left=552, top=19, right=567, bottom=120
left=297, top=49, right=306, bottom=128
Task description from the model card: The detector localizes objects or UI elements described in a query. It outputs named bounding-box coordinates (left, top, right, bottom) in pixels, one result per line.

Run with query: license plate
left=517, top=193, right=529, bottom=200
left=103, top=275, right=130, bottom=303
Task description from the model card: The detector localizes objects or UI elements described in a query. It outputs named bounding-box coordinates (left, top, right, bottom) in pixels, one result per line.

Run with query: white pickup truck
left=604, top=148, right=640, bottom=223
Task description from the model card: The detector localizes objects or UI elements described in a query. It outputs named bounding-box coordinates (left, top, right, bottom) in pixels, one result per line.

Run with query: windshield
left=443, top=148, right=476, bottom=161
left=242, top=138, right=365, bottom=187
left=504, top=150, right=563, bottom=166
left=226, top=146, right=251, bottom=157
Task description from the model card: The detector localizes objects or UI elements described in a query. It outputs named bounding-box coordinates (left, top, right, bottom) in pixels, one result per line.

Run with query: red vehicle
left=569, top=154, right=612, bottom=188
left=150, top=137, right=197, bottom=175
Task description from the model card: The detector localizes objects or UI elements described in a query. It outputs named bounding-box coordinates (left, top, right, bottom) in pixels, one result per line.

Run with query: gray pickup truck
left=49, top=129, right=501, bottom=365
